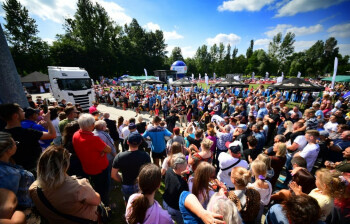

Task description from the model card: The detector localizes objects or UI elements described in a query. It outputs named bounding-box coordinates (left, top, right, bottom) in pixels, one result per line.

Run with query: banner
left=192, top=73, right=194, bottom=80
left=205, top=74, right=209, bottom=85
left=297, top=71, right=301, bottom=78
left=213, top=72, right=216, bottom=79
left=199, top=73, right=201, bottom=80
left=144, top=68, right=148, bottom=79
left=252, top=72, right=255, bottom=79
left=281, top=72, right=284, bottom=79
left=265, top=72, right=269, bottom=79
left=331, top=57, right=338, bottom=89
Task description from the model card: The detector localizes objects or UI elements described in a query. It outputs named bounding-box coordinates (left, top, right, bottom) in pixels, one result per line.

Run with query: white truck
left=48, top=66, right=94, bottom=111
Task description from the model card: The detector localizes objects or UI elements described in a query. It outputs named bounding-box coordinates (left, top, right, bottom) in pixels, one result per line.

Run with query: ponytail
left=127, top=194, right=149, bottom=224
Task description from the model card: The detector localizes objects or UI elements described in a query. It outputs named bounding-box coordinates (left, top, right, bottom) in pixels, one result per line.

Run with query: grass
left=109, top=176, right=166, bottom=223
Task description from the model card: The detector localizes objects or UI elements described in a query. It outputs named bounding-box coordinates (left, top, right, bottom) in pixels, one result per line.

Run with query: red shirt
left=73, top=129, right=108, bottom=175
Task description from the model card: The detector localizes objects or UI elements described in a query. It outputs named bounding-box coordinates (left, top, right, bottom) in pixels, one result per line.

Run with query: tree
left=169, top=47, right=184, bottom=63
left=2, top=0, right=50, bottom=74
left=246, top=40, right=254, bottom=59
left=323, top=37, right=339, bottom=73
left=268, top=32, right=295, bottom=73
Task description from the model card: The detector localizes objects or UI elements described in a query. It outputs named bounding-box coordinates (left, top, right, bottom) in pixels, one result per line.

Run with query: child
left=256, top=154, right=274, bottom=181
left=247, top=160, right=272, bottom=224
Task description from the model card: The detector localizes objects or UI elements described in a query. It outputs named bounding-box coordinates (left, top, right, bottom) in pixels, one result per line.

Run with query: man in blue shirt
left=143, top=116, right=172, bottom=166
left=257, top=102, right=268, bottom=120
left=149, top=93, right=156, bottom=118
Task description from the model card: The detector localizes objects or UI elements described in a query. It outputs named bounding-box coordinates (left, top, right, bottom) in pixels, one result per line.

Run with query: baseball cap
left=128, top=123, right=136, bottom=130
left=24, top=107, right=40, bottom=118
left=237, top=124, right=247, bottom=132
left=128, top=133, right=143, bottom=145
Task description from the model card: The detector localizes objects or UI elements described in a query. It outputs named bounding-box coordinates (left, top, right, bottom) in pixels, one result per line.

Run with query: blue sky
left=0, top=0, right=350, bottom=59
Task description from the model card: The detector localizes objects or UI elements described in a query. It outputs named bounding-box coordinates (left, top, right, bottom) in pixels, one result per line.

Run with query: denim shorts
left=121, top=184, right=139, bottom=203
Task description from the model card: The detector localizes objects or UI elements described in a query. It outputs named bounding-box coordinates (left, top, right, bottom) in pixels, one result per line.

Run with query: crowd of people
left=0, top=81, right=349, bottom=224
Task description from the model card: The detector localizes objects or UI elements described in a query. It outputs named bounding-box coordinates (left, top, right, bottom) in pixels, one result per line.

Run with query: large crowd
left=0, top=81, right=350, bottom=224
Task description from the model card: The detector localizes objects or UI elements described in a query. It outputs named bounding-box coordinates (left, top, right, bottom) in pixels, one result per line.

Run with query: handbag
left=36, top=187, right=98, bottom=224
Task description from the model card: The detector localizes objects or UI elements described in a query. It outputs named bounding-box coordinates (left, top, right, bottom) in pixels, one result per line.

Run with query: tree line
left=2, top=0, right=350, bottom=80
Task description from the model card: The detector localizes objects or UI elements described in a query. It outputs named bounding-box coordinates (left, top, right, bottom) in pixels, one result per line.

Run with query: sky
left=0, top=0, right=350, bottom=60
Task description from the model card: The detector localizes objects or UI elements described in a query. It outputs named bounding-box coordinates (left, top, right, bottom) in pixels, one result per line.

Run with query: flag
left=192, top=73, right=194, bottom=80
left=144, top=68, right=148, bottom=79
left=199, top=73, right=201, bottom=80
left=265, top=72, right=269, bottom=79
left=252, top=72, right=255, bottom=79
left=297, top=72, right=301, bottom=78
left=331, top=57, right=338, bottom=89
left=213, top=73, right=216, bottom=79
left=205, top=74, right=209, bottom=85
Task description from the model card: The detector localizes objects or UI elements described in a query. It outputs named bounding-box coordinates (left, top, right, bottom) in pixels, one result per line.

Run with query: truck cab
left=48, top=66, right=94, bottom=111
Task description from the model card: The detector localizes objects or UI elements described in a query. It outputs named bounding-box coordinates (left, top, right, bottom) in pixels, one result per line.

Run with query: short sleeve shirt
left=143, top=126, right=172, bottom=153
left=299, top=143, right=320, bottom=172
left=73, top=130, right=108, bottom=175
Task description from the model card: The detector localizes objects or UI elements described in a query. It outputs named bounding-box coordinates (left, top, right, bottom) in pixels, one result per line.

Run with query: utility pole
left=0, top=25, right=28, bottom=107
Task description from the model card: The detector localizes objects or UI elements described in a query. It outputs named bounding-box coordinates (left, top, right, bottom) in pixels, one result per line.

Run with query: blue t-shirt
left=143, top=126, right=172, bottom=153
left=179, top=191, right=203, bottom=224
left=257, top=107, right=268, bottom=119
left=253, top=132, right=266, bottom=151
left=21, top=120, right=52, bottom=148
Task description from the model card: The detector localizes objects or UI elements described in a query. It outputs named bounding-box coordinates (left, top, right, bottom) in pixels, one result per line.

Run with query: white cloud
left=327, top=23, right=350, bottom=38
left=218, top=0, right=275, bottom=12
left=144, top=22, right=160, bottom=32
left=43, top=37, right=55, bottom=45
left=293, top=40, right=316, bottom=52
left=206, top=33, right=241, bottom=46
left=144, top=22, right=183, bottom=40
left=166, top=45, right=195, bottom=59
left=338, top=44, right=350, bottom=56
left=276, top=0, right=347, bottom=17
left=265, top=24, right=323, bottom=37
left=255, top=39, right=271, bottom=46
left=1, top=0, right=131, bottom=25
left=164, top=31, right=183, bottom=40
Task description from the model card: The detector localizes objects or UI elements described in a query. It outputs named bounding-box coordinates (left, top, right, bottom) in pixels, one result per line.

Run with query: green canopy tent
left=322, top=76, right=350, bottom=82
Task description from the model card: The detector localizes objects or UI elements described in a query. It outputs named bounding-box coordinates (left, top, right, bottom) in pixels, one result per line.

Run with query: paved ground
left=31, top=92, right=154, bottom=123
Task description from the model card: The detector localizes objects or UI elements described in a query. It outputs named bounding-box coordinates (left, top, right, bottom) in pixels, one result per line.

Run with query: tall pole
left=0, top=25, right=28, bottom=107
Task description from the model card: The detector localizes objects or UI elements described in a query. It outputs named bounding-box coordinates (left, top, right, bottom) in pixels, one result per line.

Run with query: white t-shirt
left=324, top=122, right=338, bottom=134
left=121, top=126, right=130, bottom=139
left=247, top=181, right=272, bottom=205
left=292, top=135, right=308, bottom=152
left=217, top=152, right=248, bottom=189
left=299, top=143, right=320, bottom=172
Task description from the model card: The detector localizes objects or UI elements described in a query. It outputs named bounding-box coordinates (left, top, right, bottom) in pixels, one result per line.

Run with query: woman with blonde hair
left=187, top=138, right=213, bottom=171
left=269, top=142, right=287, bottom=186
left=290, top=168, right=347, bottom=221
left=191, top=162, right=216, bottom=208
left=228, top=167, right=260, bottom=224
left=29, top=145, right=101, bottom=223
left=283, top=120, right=293, bottom=141
left=126, top=164, right=173, bottom=224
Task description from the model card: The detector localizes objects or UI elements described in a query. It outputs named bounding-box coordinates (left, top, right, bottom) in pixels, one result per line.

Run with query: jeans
left=121, top=184, right=139, bottom=203
left=90, top=167, right=110, bottom=205
left=283, top=152, right=293, bottom=186
left=163, top=200, right=184, bottom=224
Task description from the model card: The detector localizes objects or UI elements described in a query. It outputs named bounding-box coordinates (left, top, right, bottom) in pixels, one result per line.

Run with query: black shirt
left=104, top=118, right=119, bottom=141
left=4, top=127, right=43, bottom=171
left=166, top=115, right=179, bottom=133
left=112, top=150, right=151, bottom=185
left=163, top=168, right=189, bottom=210
left=187, top=136, right=202, bottom=149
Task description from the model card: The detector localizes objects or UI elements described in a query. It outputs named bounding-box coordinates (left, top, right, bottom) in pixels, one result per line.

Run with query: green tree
left=246, top=40, right=254, bottom=59
left=168, top=47, right=184, bottom=63
left=268, top=32, right=295, bottom=74
left=323, top=37, right=339, bottom=73
left=2, top=0, right=50, bottom=74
